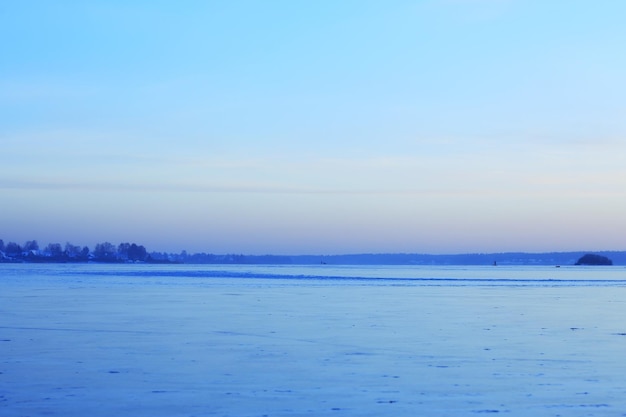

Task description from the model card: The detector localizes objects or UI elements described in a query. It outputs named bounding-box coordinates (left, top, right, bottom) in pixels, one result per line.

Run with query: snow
left=2, top=264, right=626, bottom=416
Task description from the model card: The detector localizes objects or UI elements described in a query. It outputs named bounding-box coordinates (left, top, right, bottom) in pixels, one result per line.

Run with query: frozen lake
left=2, top=264, right=626, bottom=416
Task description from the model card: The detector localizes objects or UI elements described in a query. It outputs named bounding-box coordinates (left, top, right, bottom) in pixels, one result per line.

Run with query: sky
left=1, top=0, right=626, bottom=255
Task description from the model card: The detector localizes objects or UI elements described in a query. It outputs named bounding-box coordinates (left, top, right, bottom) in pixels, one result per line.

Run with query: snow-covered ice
left=2, top=264, right=626, bottom=416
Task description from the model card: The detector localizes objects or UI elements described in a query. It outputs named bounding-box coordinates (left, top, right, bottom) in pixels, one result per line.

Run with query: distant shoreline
left=2, top=250, right=625, bottom=266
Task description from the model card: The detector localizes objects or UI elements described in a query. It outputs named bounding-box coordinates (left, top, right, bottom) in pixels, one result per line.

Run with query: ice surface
left=2, top=264, right=626, bottom=416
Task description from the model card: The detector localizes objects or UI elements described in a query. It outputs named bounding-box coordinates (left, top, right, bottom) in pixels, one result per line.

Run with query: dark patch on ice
left=472, top=410, right=500, bottom=413
left=151, top=390, right=168, bottom=393
left=613, top=332, right=626, bottom=336
left=570, top=327, right=583, bottom=331
left=108, top=370, right=120, bottom=374
left=0, top=339, right=10, bottom=342
left=377, top=400, right=398, bottom=404
left=214, top=330, right=240, bottom=336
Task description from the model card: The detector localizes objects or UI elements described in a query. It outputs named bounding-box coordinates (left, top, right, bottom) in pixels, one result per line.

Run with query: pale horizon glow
left=1, top=1, right=625, bottom=255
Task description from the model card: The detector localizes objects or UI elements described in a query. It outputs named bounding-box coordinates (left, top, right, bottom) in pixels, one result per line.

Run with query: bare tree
left=93, top=242, right=118, bottom=261
left=24, top=240, right=39, bottom=252
left=45, top=243, right=64, bottom=258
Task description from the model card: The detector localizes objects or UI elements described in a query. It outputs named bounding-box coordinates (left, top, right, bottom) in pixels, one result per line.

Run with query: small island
left=575, top=253, right=613, bottom=266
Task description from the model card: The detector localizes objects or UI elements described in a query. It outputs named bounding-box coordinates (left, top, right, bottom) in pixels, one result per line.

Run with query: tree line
left=2, top=239, right=622, bottom=265
left=0, top=239, right=154, bottom=263
left=0, top=239, right=289, bottom=264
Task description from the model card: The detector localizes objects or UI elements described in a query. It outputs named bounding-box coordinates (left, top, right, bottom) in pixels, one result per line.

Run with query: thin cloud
left=1, top=177, right=619, bottom=198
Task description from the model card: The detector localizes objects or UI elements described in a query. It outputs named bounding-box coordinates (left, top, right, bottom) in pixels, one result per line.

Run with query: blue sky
left=2, top=0, right=625, bottom=255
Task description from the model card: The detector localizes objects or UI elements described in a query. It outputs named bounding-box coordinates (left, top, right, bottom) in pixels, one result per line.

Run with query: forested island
left=0, top=238, right=622, bottom=265
left=575, top=253, right=613, bottom=266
